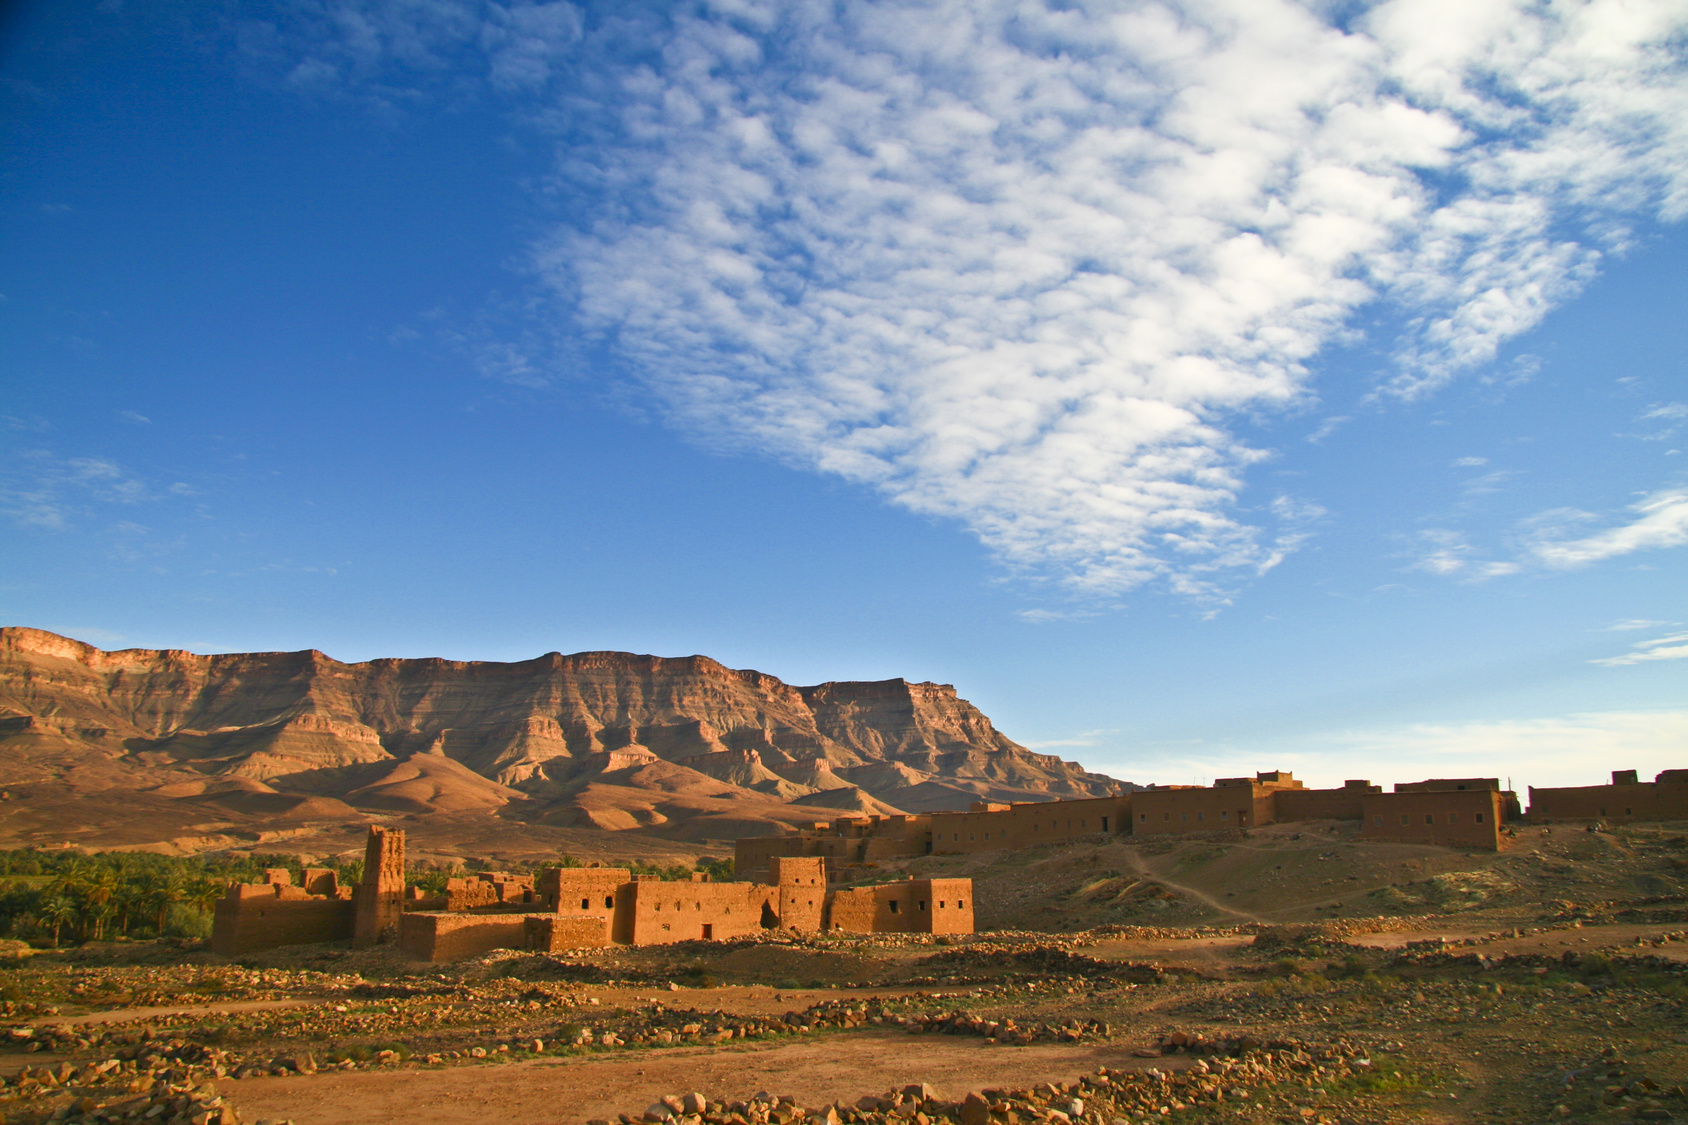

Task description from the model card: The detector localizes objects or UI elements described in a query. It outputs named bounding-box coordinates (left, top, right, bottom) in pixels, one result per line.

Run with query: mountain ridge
left=0, top=627, right=1126, bottom=853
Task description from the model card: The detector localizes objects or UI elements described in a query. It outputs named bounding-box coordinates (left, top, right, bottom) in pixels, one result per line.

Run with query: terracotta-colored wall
left=537, top=869, right=631, bottom=939
left=1357, top=791, right=1506, bottom=850
left=733, top=836, right=802, bottom=882
left=735, top=817, right=934, bottom=881
left=354, top=826, right=406, bottom=946
left=1274, top=783, right=1379, bottom=823
left=212, top=887, right=353, bottom=955
left=1528, top=781, right=1688, bottom=822
left=522, top=914, right=609, bottom=952
left=443, top=873, right=537, bottom=910
left=625, top=881, right=773, bottom=945
left=1394, top=778, right=1500, bottom=793
left=1133, top=786, right=1273, bottom=834
left=398, top=912, right=533, bottom=961
left=771, top=856, right=827, bottom=931
left=823, top=878, right=973, bottom=934
left=928, top=796, right=1130, bottom=854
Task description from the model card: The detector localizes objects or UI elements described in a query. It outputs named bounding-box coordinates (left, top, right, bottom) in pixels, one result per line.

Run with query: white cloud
left=543, top=0, right=1688, bottom=598
left=1410, top=527, right=1518, bottom=579
left=256, top=0, right=1688, bottom=599
left=1451, top=456, right=1488, bottom=467
left=1593, top=630, right=1688, bottom=666
left=1530, top=488, right=1688, bottom=567
left=0, top=452, right=154, bottom=530
left=1603, top=618, right=1670, bottom=631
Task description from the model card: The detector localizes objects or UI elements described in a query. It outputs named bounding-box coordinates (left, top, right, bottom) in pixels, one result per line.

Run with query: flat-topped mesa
left=0, top=628, right=1117, bottom=818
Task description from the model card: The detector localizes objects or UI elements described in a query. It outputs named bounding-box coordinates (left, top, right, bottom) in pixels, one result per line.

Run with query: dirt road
left=226, top=1032, right=1189, bottom=1125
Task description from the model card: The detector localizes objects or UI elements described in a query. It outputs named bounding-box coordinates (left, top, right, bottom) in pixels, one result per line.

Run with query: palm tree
left=140, top=870, right=182, bottom=937
left=40, top=894, right=77, bottom=948
left=82, top=868, right=119, bottom=940
left=181, top=877, right=224, bottom=935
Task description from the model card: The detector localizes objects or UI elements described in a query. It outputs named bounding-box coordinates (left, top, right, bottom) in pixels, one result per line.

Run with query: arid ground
left=5, top=822, right=1688, bottom=1125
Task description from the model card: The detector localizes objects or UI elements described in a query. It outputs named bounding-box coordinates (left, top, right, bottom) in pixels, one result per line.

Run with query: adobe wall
left=1274, top=782, right=1380, bottom=823
left=353, top=826, right=406, bottom=947
left=734, top=817, right=934, bottom=881
left=1132, top=786, right=1274, bottom=834
left=523, top=914, right=610, bottom=953
left=772, top=856, right=827, bottom=931
left=398, top=912, right=531, bottom=962
left=734, top=835, right=812, bottom=883
left=625, top=880, right=773, bottom=945
left=1528, top=780, right=1688, bottom=822
left=536, top=866, right=632, bottom=940
left=1394, top=778, right=1500, bottom=793
left=1357, top=791, right=1506, bottom=850
left=443, top=872, right=537, bottom=910
left=824, top=878, right=972, bottom=934
left=211, top=885, right=354, bottom=956
left=929, top=796, right=1130, bottom=855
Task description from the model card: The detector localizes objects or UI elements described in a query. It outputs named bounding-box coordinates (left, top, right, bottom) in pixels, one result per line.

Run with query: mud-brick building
left=212, top=826, right=404, bottom=956
left=929, top=795, right=1132, bottom=854
left=1528, top=769, right=1688, bottom=822
left=399, top=855, right=973, bottom=960
left=1356, top=779, right=1522, bottom=851
left=735, top=795, right=1134, bottom=881
left=1129, top=772, right=1387, bottom=834
left=210, top=867, right=353, bottom=956
left=734, top=814, right=936, bottom=884
left=1132, top=772, right=1297, bottom=834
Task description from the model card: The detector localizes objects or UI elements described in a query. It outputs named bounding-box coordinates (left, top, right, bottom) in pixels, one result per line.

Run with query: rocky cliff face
left=0, top=628, right=1123, bottom=850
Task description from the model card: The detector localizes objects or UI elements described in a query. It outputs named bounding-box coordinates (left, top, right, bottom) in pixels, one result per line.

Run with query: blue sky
left=3, top=0, right=1684, bottom=790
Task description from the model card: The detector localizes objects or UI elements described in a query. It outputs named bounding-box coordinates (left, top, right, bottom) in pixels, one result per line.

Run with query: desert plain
left=5, top=819, right=1688, bottom=1125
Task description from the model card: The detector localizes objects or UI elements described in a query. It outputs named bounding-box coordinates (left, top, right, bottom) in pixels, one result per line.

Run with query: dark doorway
left=701, top=924, right=713, bottom=940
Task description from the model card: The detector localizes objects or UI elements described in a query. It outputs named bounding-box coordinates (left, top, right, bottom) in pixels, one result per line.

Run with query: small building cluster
left=211, top=828, right=971, bottom=961
left=209, top=766, right=1682, bottom=962
left=739, top=766, right=1686, bottom=879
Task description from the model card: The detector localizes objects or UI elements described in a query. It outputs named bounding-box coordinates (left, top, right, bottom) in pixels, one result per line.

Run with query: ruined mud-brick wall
left=824, top=877, right=972, bottom=935
left=1395, top=778, right=1500, bottom=793
left=772, top=856, right=826, bottom=931
left=211, top=883, right=354, bottom=956
left=523, top=914, right=609, bottom=953
left=624, top=879, right=773, bottom=946
left=441, top=872, right=536, bottom=911
left=398, top=912, right=530, bottom=962
left=353, top=826, right=405, bottom=946
left=1529, top=773, right=1688, bottom=822
left=1132, top=783, right=1275, bottom=835
left=929, top=795, right=1131, bottom=855
left=1273, top=781, right=1381, bottom=823
left=734, top=816, right=935, bottom=882
left=1357, top=790, right=1507, bottom=850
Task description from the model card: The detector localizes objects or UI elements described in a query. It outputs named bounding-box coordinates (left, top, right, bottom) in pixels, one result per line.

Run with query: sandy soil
left=227, top=1034, right=1190, bottom=1125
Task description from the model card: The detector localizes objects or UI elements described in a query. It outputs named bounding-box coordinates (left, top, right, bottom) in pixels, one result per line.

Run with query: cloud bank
left=253, top=0, right=1688, bottom=598
left=545, top=0, right=1688, bottom=597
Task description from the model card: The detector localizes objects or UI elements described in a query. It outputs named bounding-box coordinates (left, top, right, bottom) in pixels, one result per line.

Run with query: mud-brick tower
left=353, top=826, right=405, bottom=946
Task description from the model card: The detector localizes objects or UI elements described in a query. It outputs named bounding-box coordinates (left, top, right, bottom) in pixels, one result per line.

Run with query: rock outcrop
left=0, top=627, right=1124, bottom=847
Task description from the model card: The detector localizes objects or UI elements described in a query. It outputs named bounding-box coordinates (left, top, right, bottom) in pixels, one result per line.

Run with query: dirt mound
left=789, top=787, right=906, bottom=816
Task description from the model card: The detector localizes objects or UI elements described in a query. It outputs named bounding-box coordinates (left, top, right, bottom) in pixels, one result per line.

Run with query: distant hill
left=0, top=627, right=1127, bottom=855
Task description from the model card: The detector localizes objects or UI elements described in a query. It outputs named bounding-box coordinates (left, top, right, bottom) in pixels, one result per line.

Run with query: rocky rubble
left=601, top=1040, right=1376, bottom=1125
